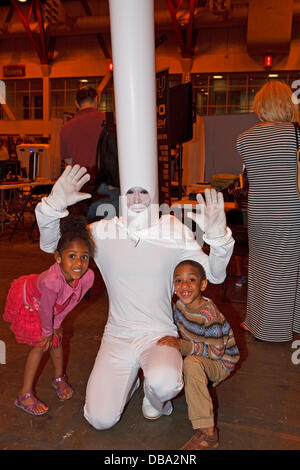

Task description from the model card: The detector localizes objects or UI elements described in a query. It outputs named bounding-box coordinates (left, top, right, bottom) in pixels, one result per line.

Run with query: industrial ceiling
left=0, top=1, right=299, bottom=65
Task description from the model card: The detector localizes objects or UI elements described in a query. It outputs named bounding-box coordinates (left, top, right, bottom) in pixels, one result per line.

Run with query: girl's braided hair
left=56, top=216, right=94, bottom=257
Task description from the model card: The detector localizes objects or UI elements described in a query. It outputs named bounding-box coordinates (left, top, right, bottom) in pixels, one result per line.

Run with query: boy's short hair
left=174, top=260, right=207, bottom=280
left=76, top=86, right=98, bottom=107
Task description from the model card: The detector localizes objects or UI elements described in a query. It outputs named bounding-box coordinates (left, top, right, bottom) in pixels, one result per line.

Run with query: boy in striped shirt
left=157, top=260, right=240, bottom=450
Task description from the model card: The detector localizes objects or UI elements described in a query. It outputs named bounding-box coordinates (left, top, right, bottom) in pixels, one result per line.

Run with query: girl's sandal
left=14, top=392, right=49, bottom=416
left=52, top=374, right=74, bottom=401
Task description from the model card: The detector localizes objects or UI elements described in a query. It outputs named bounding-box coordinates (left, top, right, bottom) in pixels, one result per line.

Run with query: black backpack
left=95, top=117, right=120, bottom=189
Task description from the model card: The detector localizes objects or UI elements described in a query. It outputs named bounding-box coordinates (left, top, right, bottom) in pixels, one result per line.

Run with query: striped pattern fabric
left=237, top=122, right=300, bottom=341
left=174, top=299, right=240, bottom=372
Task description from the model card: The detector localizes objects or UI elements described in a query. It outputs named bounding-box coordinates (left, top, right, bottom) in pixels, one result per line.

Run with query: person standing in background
left=237, top=81, right=300, bottom=342
left=60, top=86, right=105, bottom=182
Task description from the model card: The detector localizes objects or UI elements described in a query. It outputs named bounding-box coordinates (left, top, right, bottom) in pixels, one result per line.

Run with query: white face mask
left=120, top=186, right=158, bottom=232
left=126, top=187, right=151, bottom=213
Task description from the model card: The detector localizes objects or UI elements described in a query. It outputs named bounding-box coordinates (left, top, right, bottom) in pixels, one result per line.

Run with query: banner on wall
left=156, top=69, right=171, bottom=205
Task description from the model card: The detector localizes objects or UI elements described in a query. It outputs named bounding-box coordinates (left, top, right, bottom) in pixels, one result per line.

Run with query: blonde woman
left=237, top=81, right=300, bottom=342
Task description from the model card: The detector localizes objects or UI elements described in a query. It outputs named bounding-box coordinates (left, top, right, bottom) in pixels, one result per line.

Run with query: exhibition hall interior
left=0, top=0, right=299, bottom=451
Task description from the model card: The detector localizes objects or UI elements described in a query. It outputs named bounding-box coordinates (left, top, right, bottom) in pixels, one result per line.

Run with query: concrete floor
left=0, top=227, right=300, bottom=452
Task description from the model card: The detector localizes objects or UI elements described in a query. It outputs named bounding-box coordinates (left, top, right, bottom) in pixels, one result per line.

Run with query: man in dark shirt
left=60, top=86, right=105, bottom=181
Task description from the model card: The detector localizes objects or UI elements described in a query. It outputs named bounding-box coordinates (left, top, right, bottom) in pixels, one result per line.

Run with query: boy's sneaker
left=142, top=396, right=162, bottom=420
left=180, top=428, right=219, bottom=450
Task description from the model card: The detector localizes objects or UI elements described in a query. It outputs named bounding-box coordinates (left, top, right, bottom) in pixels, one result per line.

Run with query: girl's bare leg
left=50, top=345, right=73, bottom=399
left=19, top=346, right=48, bottom=413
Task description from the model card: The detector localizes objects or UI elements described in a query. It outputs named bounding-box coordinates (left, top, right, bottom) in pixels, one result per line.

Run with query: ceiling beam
left=80, top=0, right=92, bottom=16
left=97, top=71, right=113, bottom=102
left=34, top=0, right=49, bottom=64
left=9, top=0, right=49, bottom=64
left=166, top=0, right=196, bottom=58
left=5, top=5, right=14, bottom=23
left=2, top=103, right=16, bottom=121
left=80, top=0, right=111, bottom=59
left=96, top=33, right=111, bottom=60
left=186, top=0, right=195, bottom=55
left=166, top=0, right=185, bottom=54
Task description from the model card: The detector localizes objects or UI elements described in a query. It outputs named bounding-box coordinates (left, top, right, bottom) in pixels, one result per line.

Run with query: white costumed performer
left=35, top=0, right=234, bottom=430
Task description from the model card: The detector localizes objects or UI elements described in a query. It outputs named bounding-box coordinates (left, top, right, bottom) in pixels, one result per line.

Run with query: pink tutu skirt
left=3, top=275, right=61, bottom=348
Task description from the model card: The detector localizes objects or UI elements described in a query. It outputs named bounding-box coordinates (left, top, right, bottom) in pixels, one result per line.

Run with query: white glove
left=47, top=165, right=91, bottom=212
left=187, top=188, right=226, bottom=239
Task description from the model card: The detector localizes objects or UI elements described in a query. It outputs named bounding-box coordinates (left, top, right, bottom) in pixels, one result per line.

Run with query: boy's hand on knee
left=157, top=336, right=181, bottom=350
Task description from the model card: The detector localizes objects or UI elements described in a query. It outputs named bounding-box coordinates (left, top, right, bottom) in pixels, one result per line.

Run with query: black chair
left=9, top=184, right=53, bottom=241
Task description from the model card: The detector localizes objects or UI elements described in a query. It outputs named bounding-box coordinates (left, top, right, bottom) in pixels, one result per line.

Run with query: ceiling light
left=213, top=75, right=223, bottom=79
left=268, top=74, right=279, bottom=78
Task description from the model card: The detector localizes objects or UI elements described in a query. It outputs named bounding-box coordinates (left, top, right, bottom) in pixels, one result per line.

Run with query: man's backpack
left=95, top=118, right=120, bottom=189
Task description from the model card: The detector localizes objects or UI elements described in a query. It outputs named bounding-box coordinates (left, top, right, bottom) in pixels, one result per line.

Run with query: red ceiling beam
left=34, top=0, right=49, bottom=64
left=186, top=0, right=196, bottom=55
left=167, top=0, right=185, bottom=54
left=166, top=0, right=196, bottom=58
left=9, top=0, right=49, bottom=64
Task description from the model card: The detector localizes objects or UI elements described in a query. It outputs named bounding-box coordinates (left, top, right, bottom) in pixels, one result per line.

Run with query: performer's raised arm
left=35, top=165, right=91, bottom=253
left=185, top=188, right=234, bottom=284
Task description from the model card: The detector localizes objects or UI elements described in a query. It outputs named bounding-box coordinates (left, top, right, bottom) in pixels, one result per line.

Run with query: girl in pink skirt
left=3, top=216, right=94, bottom=416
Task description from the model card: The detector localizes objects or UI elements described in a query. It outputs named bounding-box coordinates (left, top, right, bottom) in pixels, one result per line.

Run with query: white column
left=108, top=0, right=158, bottom=203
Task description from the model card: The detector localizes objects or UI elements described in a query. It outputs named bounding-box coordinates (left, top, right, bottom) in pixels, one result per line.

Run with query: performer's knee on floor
left=83, top=406, right=120, bottom=430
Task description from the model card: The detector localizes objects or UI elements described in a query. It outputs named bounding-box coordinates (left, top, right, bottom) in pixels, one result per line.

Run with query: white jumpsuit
left=36, top=201, right=234, bottom=430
